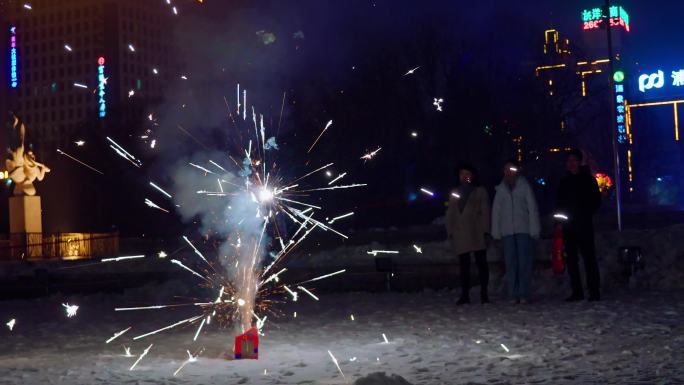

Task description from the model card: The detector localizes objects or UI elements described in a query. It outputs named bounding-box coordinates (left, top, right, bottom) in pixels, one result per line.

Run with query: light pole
left=605, top=0, right=623, bottom=231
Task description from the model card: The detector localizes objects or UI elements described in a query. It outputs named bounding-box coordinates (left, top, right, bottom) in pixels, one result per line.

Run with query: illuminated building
left=2, top=0, right=180, bottom=156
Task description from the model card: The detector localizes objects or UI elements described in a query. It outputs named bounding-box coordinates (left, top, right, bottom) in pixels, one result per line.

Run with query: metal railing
left=0, top=232, right=119, bottom=260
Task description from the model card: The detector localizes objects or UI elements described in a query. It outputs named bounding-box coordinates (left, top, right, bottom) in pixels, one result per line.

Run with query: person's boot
left=565, top=293, right=584, bottom=302
left=588, top=293, right=601, bottom=302
left=480, top=291, right=490, bottom=304
left=456, top=296, right=470, bottom=305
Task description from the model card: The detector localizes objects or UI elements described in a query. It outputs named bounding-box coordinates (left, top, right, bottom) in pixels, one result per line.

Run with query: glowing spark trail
left=101, top=255, right=145, bottom=263
left=327, top=350, right=345, bottom=378
left=62, top=303, right=79, bottom=318
left=296, top=269, right=346, bottom=285
left=294, top=183, right=367, bottom=193
left=149, top=182, right=172, bottom=198
left=6, top=319, right=15, bottom=331
left=123, top=346, right=133, bottom=357
left=553, top=213, right=569, bottom=221
left=451, top=192, right=461, bottom=199
left=73, top=82, right=88, bottom=89
left=501, top=343, right=510, bottom=353
left=56, top=149, right=104, bottom=175
left=420, top=188, right=434, bottom=197
left=413, top=244, right=423, bottom=253
left=193, top=318, right=206, bottom=341
left=403, top=66, right=420, bottom=76
left=183, top=236, right=209, bottom=264
left=106, top=137, right=141, bottom=167
left=361, top=147, right=382, bottom=161
left=105, top=326, right=131, bottom=344
left=173, top=349, right=201, bottom=376
left=328, top=212, right=354, bottom=224
left=189, top=162, right=215, bottom=174
left=170, top=259, right=206, bottom=280
left=129, top=343, right=153, bottom=371
left=283, top=286, right=298, bottom=301
left=145, top=198, right=169, bottom=213
left=64, top=44, right=72, bottom=52
left=307, top=120, right=333, bottom=153
left=327, top=172, right=347, bottom=186
left=133, top=315, right=203, bottom=341
left=382, top=333, right=389, bottom=344
left=367, top=250, right=399, bottom=256
left=297, top=286, right=319, bottom=301
left=433, top=97, right=444, bottom=111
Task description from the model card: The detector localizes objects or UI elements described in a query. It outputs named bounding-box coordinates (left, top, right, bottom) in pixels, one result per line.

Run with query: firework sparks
left=296, top=269, right=346, bottom=285
left=133, top=315, right=203, bottom=341
left=382, top=333, right=389, bottom=344
left=64, top=44, right=73, bottom=52
left=327, top=212, right=354, bottom=224
left=420, top=188, right=434, bottom=197
left=129, top=343, right=153, bottom=371
left=56, top=149, right=104, bottom=175
left=307, top=120, right=333, bottom=153
left=360, top=147, right=382, bottom=161
left=62, top=303, right=79, bottom=318
left=433, top=97, right=444, bottom=111
left=73, top=82, right=88, bottom=89
left=144, top=198, right=170, bottom=213
left=105, top=326, right=131, bottom=344
left=367, top=250, right=399, bottom=256
left=173, top=349, right=202, bottom=377
left=327, top=172, right=347, bottom=186
left=403, top=66, right=420, bottom=76
left=297, top=286, right=319, bottom=301
left=123, top=346, right=133, bottom=357
left=501, top=343, right=510, bottom=353
left=101, top=255, right=145, bottom=263
left=170, top=259, right=207, bottom=280
left=106, top=137, right=141, bottom=167
left=149, top=181, right=173, bottom=198
left=451, top=192, right=461, bottom=199
left=6, top=319, right=16, bottom=331
left=553, top=213, right=569, bottom=221
left=413, top=244, right=423, bottom=253
left=327, top=350, right=345, bottom=378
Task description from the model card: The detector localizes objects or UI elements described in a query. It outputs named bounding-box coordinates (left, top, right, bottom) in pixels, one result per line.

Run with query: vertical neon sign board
left=97, top=56, right=106, bottom=117
left=614, top=71, right=627, bottom=144
left=10, top=26, right=18, bottom=88
left=581, top=6, right=630, bottom=32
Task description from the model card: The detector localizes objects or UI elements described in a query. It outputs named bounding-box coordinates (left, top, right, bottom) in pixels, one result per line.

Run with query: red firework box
left=234, top=326, right=259, bottom=359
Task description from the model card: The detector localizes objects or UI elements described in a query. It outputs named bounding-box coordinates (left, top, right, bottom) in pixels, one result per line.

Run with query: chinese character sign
left=10, top=26, right=18, bottom=88
left=581, top=5, right=630, bottom=32
left=97, top=57, right=106, bottom=118
left=614, top=71, right=627, bottom=144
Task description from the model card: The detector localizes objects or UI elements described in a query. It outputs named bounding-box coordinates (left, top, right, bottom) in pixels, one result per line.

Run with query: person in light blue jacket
left=491, top=160, right=540, bottom=303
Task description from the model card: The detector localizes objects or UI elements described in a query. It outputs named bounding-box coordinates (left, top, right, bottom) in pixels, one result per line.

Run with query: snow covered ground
left=2, top=289, right=683, bottom=384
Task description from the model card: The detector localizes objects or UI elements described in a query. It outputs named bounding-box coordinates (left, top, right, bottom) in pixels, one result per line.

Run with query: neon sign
left=10, top=26, right=18, bottom=88
left=581, top=5, right=630, bottom=32
left=614, top=70, right=627, bottom=144
left=635, top=67, right=684, bottom=96
left=97, top=56, right=106, bottom=118
left=638, top=71, right=664, bottom=93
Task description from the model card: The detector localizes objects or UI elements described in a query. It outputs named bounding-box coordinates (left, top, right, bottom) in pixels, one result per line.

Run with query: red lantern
left=234, top=326, right=259, bottom=359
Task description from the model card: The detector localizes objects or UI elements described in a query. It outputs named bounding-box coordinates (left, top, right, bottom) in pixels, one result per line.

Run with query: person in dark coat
left=555, top=149, right=602, bottom=302
left=446, top=164, right=491, bottom=305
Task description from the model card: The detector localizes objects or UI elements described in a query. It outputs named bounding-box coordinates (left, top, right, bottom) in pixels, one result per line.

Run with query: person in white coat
left=491, top=160, right=540, bottom=303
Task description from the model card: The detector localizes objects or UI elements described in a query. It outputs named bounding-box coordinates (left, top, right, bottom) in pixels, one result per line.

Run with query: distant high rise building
left=2, top=0, right=180, bottom=156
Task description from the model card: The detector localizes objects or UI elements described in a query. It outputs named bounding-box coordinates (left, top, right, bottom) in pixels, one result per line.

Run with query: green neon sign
left=581, top=5, right=630, bottom=32
left=613, top=70, right=625, bottom=83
